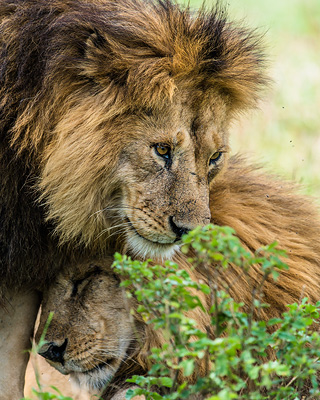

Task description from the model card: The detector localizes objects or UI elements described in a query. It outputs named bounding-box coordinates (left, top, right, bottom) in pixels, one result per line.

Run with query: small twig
left=171, top=357, right=182, bottom=393
left=284, top=357, right=320, bottom=389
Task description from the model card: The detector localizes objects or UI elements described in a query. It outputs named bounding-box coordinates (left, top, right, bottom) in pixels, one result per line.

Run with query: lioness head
left=36, top=260, right=143, bottom=393
left=9, top=0, right=266, bottom=259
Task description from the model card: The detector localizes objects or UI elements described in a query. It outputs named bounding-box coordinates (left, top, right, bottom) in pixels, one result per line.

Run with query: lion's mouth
left=126, top=217, right=176, bottom=245
left=125, top=217, right=180, bottom=260
left=85, top=359, right=116, bottom=373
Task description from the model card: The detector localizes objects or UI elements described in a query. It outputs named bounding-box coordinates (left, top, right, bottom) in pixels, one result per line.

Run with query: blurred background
left=182, top=0, right=320, bottom=198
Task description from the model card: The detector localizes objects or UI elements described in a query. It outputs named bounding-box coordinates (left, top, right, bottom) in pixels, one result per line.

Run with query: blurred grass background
left=183, top=0, right=320, bottom=198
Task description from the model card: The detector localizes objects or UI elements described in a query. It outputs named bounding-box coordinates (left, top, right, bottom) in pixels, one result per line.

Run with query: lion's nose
left=38, top=338, right=68, bottom=364
left=169, top=216, right=190, bottom=240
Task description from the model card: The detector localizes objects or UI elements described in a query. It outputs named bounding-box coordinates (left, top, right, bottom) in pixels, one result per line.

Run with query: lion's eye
left=209, top=151, right=222, bottom=166
left=154, top=144, right=171, bottom=159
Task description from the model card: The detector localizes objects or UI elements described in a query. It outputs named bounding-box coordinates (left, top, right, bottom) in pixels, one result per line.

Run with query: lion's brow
left=71, top=266, right=102, bottom=297
left=190, top=117, right=199, bottom=137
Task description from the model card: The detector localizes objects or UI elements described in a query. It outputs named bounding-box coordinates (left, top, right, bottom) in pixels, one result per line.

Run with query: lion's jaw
left=53, top=341, right=129, bottom=393
left=69, top=368, right=115, bottom=394
left=42, top=338, right=130, bottom=392
left=125, top=227, right=181, bottom=260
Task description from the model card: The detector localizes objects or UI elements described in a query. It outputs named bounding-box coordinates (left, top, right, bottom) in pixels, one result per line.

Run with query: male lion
left=0, top=0, right=320, bottom=398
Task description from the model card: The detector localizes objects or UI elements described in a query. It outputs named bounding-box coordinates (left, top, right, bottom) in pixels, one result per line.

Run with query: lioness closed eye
left=36, top=261, right=144, bottom=395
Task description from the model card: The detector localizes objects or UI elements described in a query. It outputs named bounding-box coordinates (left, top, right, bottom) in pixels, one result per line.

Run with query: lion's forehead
left=122, top=92, right=228, bottom=152
left=40, top=275, right=130, bottom=341
left=45, top=269, right=123, bottom=309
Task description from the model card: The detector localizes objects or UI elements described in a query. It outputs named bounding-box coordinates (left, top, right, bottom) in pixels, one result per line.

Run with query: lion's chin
left=70, top=365, right=115, bottom=393
left=126, top=231, right=180, bottom=260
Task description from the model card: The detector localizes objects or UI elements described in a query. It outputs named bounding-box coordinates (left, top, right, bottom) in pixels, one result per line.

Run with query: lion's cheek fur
left=39, top=103, right=127, bottom=249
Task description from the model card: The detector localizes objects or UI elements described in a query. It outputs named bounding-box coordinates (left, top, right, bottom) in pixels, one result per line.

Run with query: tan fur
left=36, top=159, right=320, bottom=398
left=35, top=260, right=147, bottom=398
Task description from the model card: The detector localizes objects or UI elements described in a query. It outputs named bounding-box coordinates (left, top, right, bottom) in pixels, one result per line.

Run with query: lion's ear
left=80, top=29, right=129, bottom=86
left=197, top=17, right=269, bottom=114
left=80, top=27, right=176, bottom=105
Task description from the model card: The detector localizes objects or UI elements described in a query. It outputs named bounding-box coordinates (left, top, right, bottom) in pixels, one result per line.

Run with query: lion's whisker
left=89, top=205, right=146, bottom=220
left=95, top=215, right=154, bottom=241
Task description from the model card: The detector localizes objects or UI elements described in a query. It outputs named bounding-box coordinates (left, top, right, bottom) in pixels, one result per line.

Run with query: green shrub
left=112, top=225, right=320, bottom=400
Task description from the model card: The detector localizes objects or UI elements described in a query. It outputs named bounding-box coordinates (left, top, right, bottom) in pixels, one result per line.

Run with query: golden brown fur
left=36, top=158, right=320, bottom=398
left=207, top=159, right=320, bottom=317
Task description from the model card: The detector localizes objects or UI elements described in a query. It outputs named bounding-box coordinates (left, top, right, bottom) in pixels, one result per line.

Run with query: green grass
left=183, top=0, right=320, bottom=198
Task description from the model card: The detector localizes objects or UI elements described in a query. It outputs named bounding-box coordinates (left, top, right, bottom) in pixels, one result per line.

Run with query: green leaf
left=180, top=359, right=195, bottom=377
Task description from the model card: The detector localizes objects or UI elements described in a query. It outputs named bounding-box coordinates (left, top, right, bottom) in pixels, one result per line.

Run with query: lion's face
left=2, top=0, right=267, bottom=262
left=116, top=93, right=229, bottom=259
left=36, top=261, right=140, bottom=393
left=41, top=88, right=229, bottom=260
left=34, top=0, right=266, bottom=261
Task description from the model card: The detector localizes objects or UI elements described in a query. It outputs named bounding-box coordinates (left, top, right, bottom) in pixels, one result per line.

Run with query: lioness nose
left=169, top=216, right=190, bottom=239
left=38, top=338, right=68, bottom=364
